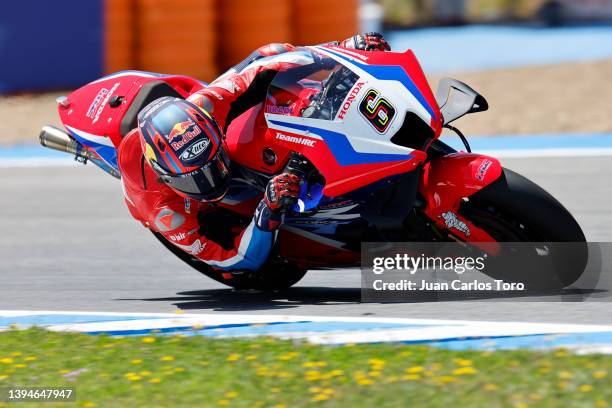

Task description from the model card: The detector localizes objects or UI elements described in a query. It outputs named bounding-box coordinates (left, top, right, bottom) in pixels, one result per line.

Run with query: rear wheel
left=459, top=168, right=587, bottom=288
left=152, top=231, right=307, bottom=290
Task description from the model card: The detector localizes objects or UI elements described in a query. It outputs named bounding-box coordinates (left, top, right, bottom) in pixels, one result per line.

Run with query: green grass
left=0, top=328, right=611, bottom=407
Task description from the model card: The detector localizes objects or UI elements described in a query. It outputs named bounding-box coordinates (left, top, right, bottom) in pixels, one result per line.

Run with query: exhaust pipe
left=39, top=125, right=97, bottom=161
left=39, top=125, right=120, bottom=178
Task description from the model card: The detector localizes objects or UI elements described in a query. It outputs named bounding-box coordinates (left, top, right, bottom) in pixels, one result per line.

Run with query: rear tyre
left=152, top=231, right=307, bottom=290
left=460, top=168, right=587, bottom=288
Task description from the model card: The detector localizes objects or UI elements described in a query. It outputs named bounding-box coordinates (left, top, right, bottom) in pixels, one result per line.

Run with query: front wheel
left=459, top=168, right=587, bottom=288
left=152, top=231, right=307, bottom=290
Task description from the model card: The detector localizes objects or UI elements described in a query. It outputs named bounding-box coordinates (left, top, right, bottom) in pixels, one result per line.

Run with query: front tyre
left=460, top=168, right=587, bottom=288
left=152, top=231, right=307, bottom=290
left=224, top=260, right=308, bottom=291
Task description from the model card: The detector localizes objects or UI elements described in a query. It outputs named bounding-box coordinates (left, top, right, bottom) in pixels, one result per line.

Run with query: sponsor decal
left=154, top=209, right=185, bottom=232
left=169, top=232, right=186, bottom=242
left=440, top=211, right=471, bottom=237
left=184, top=198, right=191, bottom=214
left=166, top=120, right=202, bottom=150
left=476, top=159, right=493, bottom=181
left=170, top=228, right=197, bottom=242
left=266, top=105, right=293, bottom=115
left=185, top=239, right=206, bottom=255
left=179, top=139, right=210, bottom=161
left=359, top=89, right=396, bottom=133
left=337, top=81, right=365, bottom=120
left=86, top=88, right=109, bottom=119
left=275, top=133, right=316, bottom=147
left=92, top=82, right=120, bottom=124
left=329, top=46, right=369, bottom=61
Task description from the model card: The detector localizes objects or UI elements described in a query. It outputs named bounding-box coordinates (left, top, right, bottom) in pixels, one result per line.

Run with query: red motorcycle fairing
left=224, top=98, right=430, bottom=198
left=323, top=45, right=443, bottom=136
left=225, top=103, right=430, bottom=197
left=419, top=152, right=502, bottom=243
left=59, top=71, right=205, bottom=148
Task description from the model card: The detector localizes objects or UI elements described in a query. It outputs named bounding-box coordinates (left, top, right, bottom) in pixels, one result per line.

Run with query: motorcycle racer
left=117, top=33, right=391, bottom=276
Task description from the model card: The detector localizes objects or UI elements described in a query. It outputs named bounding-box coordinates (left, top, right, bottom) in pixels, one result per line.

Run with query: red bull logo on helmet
left=166, top=119, right=202, bottom=150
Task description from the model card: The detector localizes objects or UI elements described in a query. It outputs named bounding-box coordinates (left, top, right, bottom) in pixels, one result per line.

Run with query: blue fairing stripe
left=322, top=48, right=436, bottom=119
left=67, top=130, right=118, bottom=170
left=270, top=120, right=411, bottom=166
left=93, top=145, right=119, bottom=169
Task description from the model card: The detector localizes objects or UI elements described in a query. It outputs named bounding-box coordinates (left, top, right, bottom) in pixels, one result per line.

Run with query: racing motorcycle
left=39, top=45, right=587, bottom=290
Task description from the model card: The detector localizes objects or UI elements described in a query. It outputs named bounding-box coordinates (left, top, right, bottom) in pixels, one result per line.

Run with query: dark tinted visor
left=152, top=149, right=231, bottom=201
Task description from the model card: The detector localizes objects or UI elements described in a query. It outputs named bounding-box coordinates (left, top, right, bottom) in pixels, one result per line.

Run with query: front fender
left=419, top=152, right=502, bottom=242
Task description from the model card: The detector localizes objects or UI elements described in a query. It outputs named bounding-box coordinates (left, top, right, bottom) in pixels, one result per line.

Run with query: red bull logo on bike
left=166, top=119, right=202, bottom=150
left=359, top=89, right=396, bottom=133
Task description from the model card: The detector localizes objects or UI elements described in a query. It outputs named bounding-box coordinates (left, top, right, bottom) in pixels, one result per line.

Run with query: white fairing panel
left=264, top=46, right=435, bottom=162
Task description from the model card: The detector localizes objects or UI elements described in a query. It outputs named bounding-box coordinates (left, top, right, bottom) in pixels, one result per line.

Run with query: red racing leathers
left=118, top=34, right=390, bottom=273
left=117, top=43, right=304, bottom=273
left=186, top=43, right=300, bottom=132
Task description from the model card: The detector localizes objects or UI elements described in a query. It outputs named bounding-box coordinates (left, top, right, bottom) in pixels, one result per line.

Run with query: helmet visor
left=152, top=149, right=231, bottom=201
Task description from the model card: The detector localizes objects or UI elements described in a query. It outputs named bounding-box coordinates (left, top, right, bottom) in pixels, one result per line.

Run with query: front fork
left=418, top=152, right=503, bottom=247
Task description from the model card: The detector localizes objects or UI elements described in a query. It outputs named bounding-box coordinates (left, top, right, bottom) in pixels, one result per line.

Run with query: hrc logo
left=359, top=89, right=396, bottom=133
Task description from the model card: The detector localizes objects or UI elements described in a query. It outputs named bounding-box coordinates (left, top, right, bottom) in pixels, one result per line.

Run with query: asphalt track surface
left=2, top=156, right=612, bottom=324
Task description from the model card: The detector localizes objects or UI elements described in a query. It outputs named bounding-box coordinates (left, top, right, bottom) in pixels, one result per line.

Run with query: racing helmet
left=137, top=97, right=231, bottom=201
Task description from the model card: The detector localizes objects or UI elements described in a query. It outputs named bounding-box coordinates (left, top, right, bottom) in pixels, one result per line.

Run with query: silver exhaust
left=39, top=125, right=97, bottom=161
left=39, top=125, right=120, bottom=178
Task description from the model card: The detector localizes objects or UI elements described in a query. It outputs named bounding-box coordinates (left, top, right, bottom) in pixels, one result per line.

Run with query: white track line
left=3, top=310, right=612, bottom=343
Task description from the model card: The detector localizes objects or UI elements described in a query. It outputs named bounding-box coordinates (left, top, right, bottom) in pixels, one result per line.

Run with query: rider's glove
left=264, top=173, right=301, bottom=211
left=340, top=32, right=391, bottom=52
left=254, top=173, right=302, bottom=231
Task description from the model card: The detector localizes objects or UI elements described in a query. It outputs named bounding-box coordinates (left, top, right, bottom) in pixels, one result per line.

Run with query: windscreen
left=266, top=47, right=360, bottom=121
